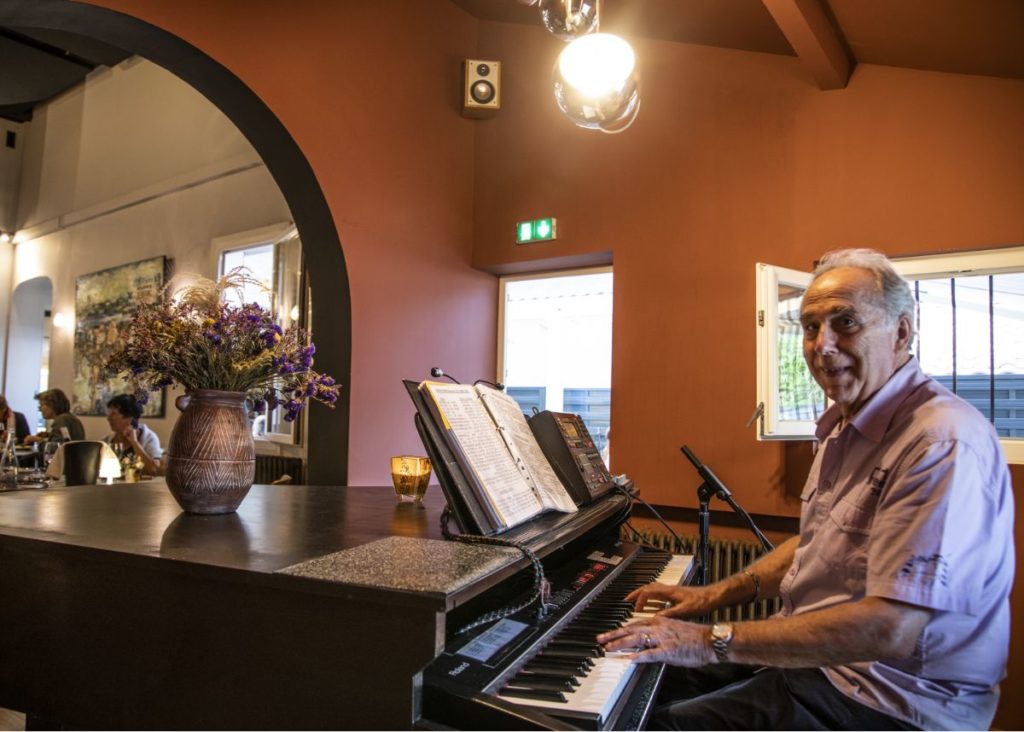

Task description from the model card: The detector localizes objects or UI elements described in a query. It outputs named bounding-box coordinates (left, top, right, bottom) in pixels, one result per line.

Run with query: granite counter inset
left=277, top=535, right=520, bottom=594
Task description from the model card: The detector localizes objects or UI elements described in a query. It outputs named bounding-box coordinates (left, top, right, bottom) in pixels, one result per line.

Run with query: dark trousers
left=649, top=664, right=919, bottom=730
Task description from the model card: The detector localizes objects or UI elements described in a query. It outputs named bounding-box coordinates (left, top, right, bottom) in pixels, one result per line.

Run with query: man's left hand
left=598, top=617, right=716, bottom=667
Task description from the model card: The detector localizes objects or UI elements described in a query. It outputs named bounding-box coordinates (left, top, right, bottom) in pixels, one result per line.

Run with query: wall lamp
left=0, top=232, right=11, bottom=244
left=536, top=0, right=641, bottom=133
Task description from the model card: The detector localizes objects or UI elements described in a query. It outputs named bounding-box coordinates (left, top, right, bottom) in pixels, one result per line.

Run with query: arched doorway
left=6, top=276, right=53, bottom=432
left=0, top=0, right=350, bottom=484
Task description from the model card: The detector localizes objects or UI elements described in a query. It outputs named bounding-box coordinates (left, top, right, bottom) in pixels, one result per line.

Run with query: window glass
left=500, top=269, right=612, bottom=456
left=221, top=244, right=274, bottom=311
left=911, top=272, right=1024, bottom=438
left=776, top=283, right=825, bottom=422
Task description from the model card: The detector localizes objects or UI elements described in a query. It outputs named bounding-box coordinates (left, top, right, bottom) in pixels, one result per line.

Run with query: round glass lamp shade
left=539, top=0, right=600, bottom=40
left=553, top=33, right=640, bottom=133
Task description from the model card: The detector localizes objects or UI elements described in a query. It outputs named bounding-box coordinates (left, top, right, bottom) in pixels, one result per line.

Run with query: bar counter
left=0, top=481, right=470, bottom=729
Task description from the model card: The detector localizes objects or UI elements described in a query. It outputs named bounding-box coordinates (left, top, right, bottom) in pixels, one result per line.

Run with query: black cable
left=626, top=490, right=687, bottom=554
left=621, top=520, right=668, bottom=552
left=440, top=508, right=554, bottom=636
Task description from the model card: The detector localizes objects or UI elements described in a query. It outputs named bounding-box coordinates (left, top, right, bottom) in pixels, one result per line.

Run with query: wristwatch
left=710, top=622, right=734, bottom=663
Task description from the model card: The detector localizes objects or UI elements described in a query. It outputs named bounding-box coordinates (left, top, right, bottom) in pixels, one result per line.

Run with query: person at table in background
left=598, top=248, right=1014, bottom=731
left=105, top=394, right=163, bottom=476
left=24, top=388, right=85, bottom=444
left=0, top=394, right=32, bottom=444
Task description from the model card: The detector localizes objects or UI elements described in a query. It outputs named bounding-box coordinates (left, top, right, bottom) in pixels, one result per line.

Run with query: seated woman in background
left=0, top=394, right=31, bottom=444
left=25, top=388, right=86, bottom=444
left=105, top=394, right=163, bottom=476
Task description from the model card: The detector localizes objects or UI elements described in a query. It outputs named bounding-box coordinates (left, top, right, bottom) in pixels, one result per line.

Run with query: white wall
left=6, top=58, right=292, bottom=448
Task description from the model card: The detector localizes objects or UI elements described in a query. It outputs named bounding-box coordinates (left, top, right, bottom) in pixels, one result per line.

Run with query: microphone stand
left=680, top=445, right=774, bottom=587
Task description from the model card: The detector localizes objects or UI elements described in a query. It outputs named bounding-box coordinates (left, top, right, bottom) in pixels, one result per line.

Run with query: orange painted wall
left=85, top=0, right=500, bottom=485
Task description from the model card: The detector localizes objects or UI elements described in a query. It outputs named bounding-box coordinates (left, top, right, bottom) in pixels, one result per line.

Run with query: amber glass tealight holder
left=390, top=456, right=431, bottom=502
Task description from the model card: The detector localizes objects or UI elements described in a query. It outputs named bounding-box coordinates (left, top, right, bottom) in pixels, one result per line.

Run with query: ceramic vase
left=165, top=390, right=255, bottom=514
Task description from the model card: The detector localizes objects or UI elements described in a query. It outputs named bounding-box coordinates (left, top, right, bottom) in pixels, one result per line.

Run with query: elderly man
left=599, top=249, right=1013, bottom=730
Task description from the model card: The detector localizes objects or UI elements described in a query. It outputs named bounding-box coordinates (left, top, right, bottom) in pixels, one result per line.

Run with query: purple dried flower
left=101, top=269, right=339, bottom=412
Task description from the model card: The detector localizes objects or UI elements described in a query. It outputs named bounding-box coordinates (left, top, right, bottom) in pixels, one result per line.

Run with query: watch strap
left=710, top=622, right=733, bottom=663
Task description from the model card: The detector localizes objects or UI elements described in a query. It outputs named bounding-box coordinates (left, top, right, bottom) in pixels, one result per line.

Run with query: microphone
left=430, top=367, right=504, bottom=391
left=473, top=378, right=505, bottom=391
left=429, top=367, right=460, bottom=384
left=681, top=445, right=731, bottom=500
left=681, top=444, right=774, bottom=553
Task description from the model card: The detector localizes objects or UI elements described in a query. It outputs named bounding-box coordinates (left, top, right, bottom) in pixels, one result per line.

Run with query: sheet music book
left=419, top=381, right=578, bottom=530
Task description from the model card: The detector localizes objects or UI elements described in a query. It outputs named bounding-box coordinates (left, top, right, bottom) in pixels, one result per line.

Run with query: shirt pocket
left=818, top=490, right=879, bottom=580
left=829, top=489, right=879, bottom=535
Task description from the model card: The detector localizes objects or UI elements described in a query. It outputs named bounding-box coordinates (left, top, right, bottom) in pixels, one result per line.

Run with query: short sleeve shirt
left=778, top=358, right=1014, bottom=731
left=104, top=424, right=163, bottom=460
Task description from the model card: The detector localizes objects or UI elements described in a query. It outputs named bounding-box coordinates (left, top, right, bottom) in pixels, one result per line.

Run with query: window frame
left=497, top=265, right=613, bottom=453
left=892, top=246, right=1024, bottom=463
left=213, top=222, right=305, bottom=445
left=755, top=263, right=821, bottom=440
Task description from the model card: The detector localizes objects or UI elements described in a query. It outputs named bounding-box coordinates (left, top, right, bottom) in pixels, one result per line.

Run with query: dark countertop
left=0, top=479, right=449, bottom=573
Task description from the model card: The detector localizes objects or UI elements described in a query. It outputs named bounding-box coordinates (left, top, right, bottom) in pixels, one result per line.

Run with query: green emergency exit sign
left=515, top=217, right=557, bottom=244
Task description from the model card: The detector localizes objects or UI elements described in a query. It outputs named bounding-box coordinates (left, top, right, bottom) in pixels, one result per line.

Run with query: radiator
left=625, top=528, right=782, bottom=622
left=254, top=454, right=305, bottom=485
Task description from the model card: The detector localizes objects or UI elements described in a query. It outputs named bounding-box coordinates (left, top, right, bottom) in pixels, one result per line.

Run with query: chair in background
left=62, top=440, right=104, bottom=486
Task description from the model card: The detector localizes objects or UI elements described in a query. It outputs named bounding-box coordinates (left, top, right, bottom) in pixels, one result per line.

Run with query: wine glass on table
left=42, top=441, right=61, bottom=479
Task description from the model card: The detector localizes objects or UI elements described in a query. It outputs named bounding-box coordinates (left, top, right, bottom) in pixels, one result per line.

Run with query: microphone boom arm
left=680, top=445, right=774, bottom=567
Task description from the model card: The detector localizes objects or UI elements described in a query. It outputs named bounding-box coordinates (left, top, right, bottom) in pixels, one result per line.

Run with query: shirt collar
left=815, top=357, right=926, bottom=443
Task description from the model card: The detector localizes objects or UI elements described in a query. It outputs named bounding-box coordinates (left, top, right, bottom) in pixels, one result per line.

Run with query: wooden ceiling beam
left=761, top=0, right=852, bottom=90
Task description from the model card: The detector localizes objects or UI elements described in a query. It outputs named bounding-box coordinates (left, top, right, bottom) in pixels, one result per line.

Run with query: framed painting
left=73, top=256, right=169, bottom=417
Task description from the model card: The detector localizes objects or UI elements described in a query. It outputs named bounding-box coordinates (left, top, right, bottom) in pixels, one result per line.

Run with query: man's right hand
left=626, top=582, right=715, bottom=619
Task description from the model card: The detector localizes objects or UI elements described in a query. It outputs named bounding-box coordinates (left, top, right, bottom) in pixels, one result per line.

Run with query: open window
left=756, top=247, right=1024, bottom=463
left=755, top=263, right=826, bottom=440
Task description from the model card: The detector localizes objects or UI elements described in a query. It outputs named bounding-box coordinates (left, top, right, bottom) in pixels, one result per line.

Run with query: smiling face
left=800, top=266, right=911, bottom=419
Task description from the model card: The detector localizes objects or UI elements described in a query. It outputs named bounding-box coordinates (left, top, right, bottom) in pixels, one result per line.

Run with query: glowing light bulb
left=558, top=33, right=635, bottom=97
left=553, top=33, right=641, bottom=133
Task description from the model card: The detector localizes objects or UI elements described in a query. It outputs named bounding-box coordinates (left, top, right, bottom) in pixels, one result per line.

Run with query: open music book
left=419, top=381, right=578, bottom=530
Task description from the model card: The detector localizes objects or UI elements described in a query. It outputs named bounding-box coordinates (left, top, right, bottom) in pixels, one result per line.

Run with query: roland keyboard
left=422, top=544, right=693, bottom=730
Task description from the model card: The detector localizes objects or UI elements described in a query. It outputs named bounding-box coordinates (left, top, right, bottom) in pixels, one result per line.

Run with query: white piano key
left=633, top=554, right=692, bottom=617
left=514, top=655, right=636, bottom=719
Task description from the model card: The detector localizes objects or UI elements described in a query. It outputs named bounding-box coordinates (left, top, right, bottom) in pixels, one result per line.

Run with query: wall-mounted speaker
left=463, top=59, right=501, bottom=118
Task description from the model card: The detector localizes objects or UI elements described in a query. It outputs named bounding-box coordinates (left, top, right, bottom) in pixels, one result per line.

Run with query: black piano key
left=547, top=639, right=602, bottom=651
left=506, top=678, right=576, bottom=693
left=498, top=686, right=568, bottom=703
left=514, top=670, right=580, bottom=687
left=538, top=649, right=595, bottom=663
left=526, top=659, right=590, bottom=675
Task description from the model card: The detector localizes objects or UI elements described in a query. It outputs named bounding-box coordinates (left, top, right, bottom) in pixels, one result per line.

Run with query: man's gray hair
left=812, top=248, right=916, bottom=346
